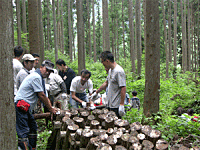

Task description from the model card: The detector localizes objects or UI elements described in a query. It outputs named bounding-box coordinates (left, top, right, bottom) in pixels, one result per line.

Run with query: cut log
left=86, top=114, right=95, bottom=125
left=33, top=112, right=51, bottom=120
left=75, top=128, right=83, bottom=141
left=149, top=129, right=161, bottom=146
left=55, top=131, right=66, bottom=150
left=128, top=136, right=139, bottom=147
left=129, top=142, right=142, bottom=150
left=80, top=111, right=90, bottom=122
left=120, top=133, right=130, bottom=148
left=86, top=137, right=102, bottom=149
left=114, top=119, right=130, bottom=129
left=96, top=143, right=112, bottom=150
left=107, top=135, right=117, bottom=149
left=141, top=125, right=152, bottom=136
left=142, top=140, right=154, bottom=149
left=102, top=108, right=109, bottom=114
left=99, top=132, right=108, bottom=143
left=137, top=133, right=145, bottom=144
left=115, top=145, right=127, bottom=150
left=90, top=120, right=100, bottom=129
left=98, top=114, right=107, bottom=124
left=62, top=118, right=75, bottom=131
left=130, top=122, right=142, bottom=132
left=130, top=128, right=138, bottom=137
left=70, top=109, right=78, bottom=118
left=156, top=139, right=168, bottom=150
left=73, top=116, right=85, bottom=128
left=80, top=128, right=94, bottom=148
left=107, top=128, right=114, bottom=135
left=105, top=117, right=114, bottom=130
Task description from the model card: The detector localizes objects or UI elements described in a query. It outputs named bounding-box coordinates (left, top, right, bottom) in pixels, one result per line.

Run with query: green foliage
left=37, top=129, right=52, bottom=149
left=14, top=32, right=29, bottom=51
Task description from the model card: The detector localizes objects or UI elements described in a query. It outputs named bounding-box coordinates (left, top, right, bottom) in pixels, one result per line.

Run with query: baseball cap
left=22, top=54, right=36, bottom=61
left=42, top=60, right=54, bottom=72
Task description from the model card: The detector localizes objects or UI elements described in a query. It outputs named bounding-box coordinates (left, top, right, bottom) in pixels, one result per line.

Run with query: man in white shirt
left=13, top=46, right=24, bottom=96
left=70, top=69, right=93, bottom=108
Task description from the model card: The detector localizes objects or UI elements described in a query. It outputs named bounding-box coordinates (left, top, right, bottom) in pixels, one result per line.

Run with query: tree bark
left=28, top=0, right=40, bottom=54
left=136, top=0, right=142, bottom=77
left=16, top=0, right=22, bottom=46
left=22, top=0, right=28, bottom=48
left=92, top=0, right=96, bottom=62
left=38, top=0, right=44, bottom=63
left=161, top=0, right=169, bottom=79
left=76, top=0, right=85, bottom=74
left=174, top=0, right=177, bottom=68
left=143, top=0, right=160, bottom=116
left=0, top=1, right=16, bottom=149
left=52, top=0, right=58, bottom=62
left=46, top=0, right=50, bottom=50
left=128, top=0, right=135, bottom=73
left=68, top=0, right=72, bottom=60
left=87, top=0, right=91, bottom=58
left=102, top=0, right=110, bottom=52
left=122, top=0, right=126, bottom=60
left=60, top=0, right=64, bottom=54
left=187, top=0, right=191, bottom=72
left=168, top=1, right=172, bottom=63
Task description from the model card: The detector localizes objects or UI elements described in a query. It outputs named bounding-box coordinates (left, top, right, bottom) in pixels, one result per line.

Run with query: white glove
left=82, top=101, right=87, bottom=108
left=128, top=103, right=132, bottom=106
left=45, top=84, right=50, bottom=91
left=90, top=92, right=98, bottom=100
left=89, top=103, right=96, bottom=110
left=119, top=105, right=125, bottom=116
left=61, top=93, right=67, bottom=99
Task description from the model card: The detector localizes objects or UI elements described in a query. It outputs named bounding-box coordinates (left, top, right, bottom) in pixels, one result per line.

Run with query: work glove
left=45, top=84, right=50, bottom=91
left=119, top=105, right=125, bottom=116
left=89, top=103, right=96, bottom=110
left=61, top=93, right=67, bottom=99
left=128, top=103, right=132, bottom=106
left=90, top=92, right=98, bottom=100
left=81, top=101, right=87, bottom=108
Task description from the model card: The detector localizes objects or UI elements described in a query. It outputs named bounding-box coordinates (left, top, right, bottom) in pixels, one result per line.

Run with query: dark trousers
left=15, top=102, right=37, bottom=150
left=108, top=107, right=121, bottom=119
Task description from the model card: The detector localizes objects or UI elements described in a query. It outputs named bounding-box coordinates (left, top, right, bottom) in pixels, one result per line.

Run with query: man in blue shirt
left=14, top=60, right=57, bottom=150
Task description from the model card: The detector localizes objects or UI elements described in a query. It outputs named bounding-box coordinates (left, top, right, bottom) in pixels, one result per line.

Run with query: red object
left=16, top=100, right=30, bottom=112
left=94, top=98, right=103, bottom=106
left=192, top=116, right=199, bottom=122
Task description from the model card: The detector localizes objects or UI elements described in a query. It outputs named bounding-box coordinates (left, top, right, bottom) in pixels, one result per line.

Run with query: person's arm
left=71, top=91, right=83, bottom=103
left=96, top=80, right=108, bottom=94
left=120, top=86, right=126, bottom=105
left=37, top=91, right=57, bottom=114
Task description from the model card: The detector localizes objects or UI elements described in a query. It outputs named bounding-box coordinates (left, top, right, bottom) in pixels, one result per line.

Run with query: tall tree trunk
left=12, top=1, right=14, bottom=47
left=197, top=1, right=199, bottom=73
left=92, top=0, right=96, bottom=62
left=68, top=0, right=72, bottom=60
left=60, top=0, right=64, bottom=54
left=111, top=0, right=115, bottom=54
left=174, top=0, right=177, bottom=68
left=38, top=0, right=44, bottom=63
left=76, top=0, right=85, bottom=75
left=22, top=0, right=28, bottom=48
left=122, top=0, right=126, bottom=60
left=136, top=0, right=141, bottom=77
left=57, top=0, right=60, bottom=49
left=87, top=0, right=91, bottom=57
left=102, top=0, right=110, bottom=52
left=128, top=0, right=135, bottom=73
left=143, top=0, right=146, bottom=58
left=144, top=0, right=160, bottom=117
left=52, top=0, right=58, bottom=62
left=28, top=0, right=40, bottom=54
left=187, top=0, right=191, bottom=72
left=47, top=0, right=50, bottom=50
left=16, top=0, right=22, bottom=46
left=161, top=0, right=169, bottom=78
left=183, top=0, right=187, bottom=72
left=168, top=1, right=172, bottom=62
left=0, top=1, right=16, bottom=149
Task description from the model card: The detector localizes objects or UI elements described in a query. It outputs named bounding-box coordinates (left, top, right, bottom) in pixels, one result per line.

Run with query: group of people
left=13, top=46, right=140, bottom=150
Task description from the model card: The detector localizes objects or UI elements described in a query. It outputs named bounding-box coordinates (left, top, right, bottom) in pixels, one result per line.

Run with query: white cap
left=22, top=54, right=36, bottom=61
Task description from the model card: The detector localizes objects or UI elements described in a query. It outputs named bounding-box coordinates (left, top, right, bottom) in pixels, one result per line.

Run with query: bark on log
left=156, top=139, right=168, bottom=150
left=86, top=114, right=95, bottom=125
left=86, top=137, right=102, bottom=149
left=33, top=112, right=50, bottom=120
left=114, top=119, right=130, bottom=129
left=105, top=117, right=114, bottom=130
left=75, top=128, right=83, bottom=141
left=142, top=140, right=154, bottom=149
left=70, top=109, right=79, bottom=118
left=80, top=128, right=93, bottom=148
left=102, top=108, right=109, bottom=114
left=141, top=125, right=152, bottom=136
left=130, top=122, right=142, bottom=132
left=106, top=135, right=117, bottom=149
left=128, top=136, right=139, bottom=148
left=96, top=143, right=112, bottom=150
left=120, top=133, right=130, bottom=148
left=115, top=145, right=127, bottom=150
left=62, top=118, right=75, bottom=131
left=73, top=117, right=85, bottom=128
left=80, top=111, right=90, bottom=122
left=149, top=129, right=161, bottom=146
left=55, top=131, right=66, bottom=150
left=98, top=114, right=107, bottom=124
left=90, top=120, right=100, bottom=129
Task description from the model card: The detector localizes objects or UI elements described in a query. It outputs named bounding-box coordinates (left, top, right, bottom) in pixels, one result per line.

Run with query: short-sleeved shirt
left=46, top=73, right=64, bottom=96
left=70, top=76, right=93, bottom=94
left=59, top=67, right=76, bottom=94
left=14, top=72, right=44, bottom=111
left=124, top=93, right=130, bottom=105
left=131, top=97, right=140, bottom=110
left=106, top=64, right=126, bottom=108
left=13, top=59, right=23, bottom=95
left=16, top=67, right=30, bottom=91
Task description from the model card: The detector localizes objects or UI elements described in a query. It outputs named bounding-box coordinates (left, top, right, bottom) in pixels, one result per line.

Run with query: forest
left=0, top=0, right=200, bottom=149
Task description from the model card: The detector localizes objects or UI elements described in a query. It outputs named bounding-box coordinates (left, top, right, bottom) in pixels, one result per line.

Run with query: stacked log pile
left=46, top=107, right=169, bottom=150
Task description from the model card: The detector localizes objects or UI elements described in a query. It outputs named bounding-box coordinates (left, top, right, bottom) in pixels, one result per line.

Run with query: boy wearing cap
left=14, top=60, right=57, bottom=150
left=13, top=46, right=24, bottom=96
left=16, top=54, right=36, bottom=91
